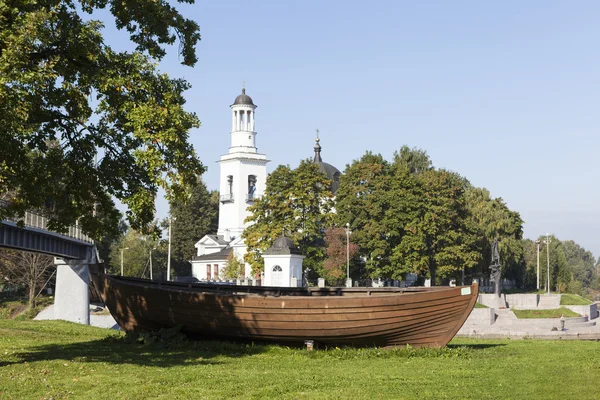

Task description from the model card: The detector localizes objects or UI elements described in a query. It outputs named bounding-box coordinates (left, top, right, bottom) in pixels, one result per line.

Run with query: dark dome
left=315, top=162, right=341, bottom=194
left=233, top=87, right=254, bottom=106
left=313, top=137, right=341, bottom=194
left=273, top=236, right=294, bottom=249
left=264, top=235, right=302, bottom=255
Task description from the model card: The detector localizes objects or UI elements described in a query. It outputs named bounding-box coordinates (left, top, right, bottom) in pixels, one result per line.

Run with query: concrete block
left=564, top=304, right=598, bottom=319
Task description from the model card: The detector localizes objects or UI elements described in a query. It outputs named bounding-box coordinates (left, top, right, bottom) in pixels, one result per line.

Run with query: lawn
left=1, top=320, right=599, bottom=399
left=513, top=307, right=580, bottom=319
left=560, top=294, right=592, bottom=305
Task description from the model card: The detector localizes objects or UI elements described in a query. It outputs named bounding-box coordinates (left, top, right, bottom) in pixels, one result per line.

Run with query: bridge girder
left=0, top=221, right=93, bottom=259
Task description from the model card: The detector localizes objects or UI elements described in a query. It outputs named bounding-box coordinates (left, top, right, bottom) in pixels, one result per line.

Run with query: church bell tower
left=217, top=86, right=269, bottom=239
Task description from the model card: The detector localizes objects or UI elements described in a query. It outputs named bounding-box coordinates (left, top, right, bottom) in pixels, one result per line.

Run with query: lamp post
left=120, top=247, right=129, bottom=276
left=167, top=217, right=176, bottom=281
left=346, top=223, right=351, bottom=288
left=545, top=233, right=551, bottom=294
left=149, top=247, right=156, bottom=281
left=534, top=239, right=541, bottom=290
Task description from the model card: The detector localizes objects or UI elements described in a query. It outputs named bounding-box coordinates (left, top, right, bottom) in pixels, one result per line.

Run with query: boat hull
left=90, top=266, right=478, bottom=348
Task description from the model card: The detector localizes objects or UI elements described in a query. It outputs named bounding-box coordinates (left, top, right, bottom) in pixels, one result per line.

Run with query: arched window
left=272, top=265, right=283, bottom=286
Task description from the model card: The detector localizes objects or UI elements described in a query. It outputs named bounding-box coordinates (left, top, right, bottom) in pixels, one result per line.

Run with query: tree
left=322, top=227, right=358, bottom=284
left=0, top=249, right=54, bottom=308
left=335, top=152, right=394, bottom=278
left=169, top=179, right=219, bottom=271
left=243, top=160, right=335, bottom=276
left=392, top=145, right=433, bottom=175
left=108, top=228, right=159, bottom=278
left=393, top=169, right=479, bottom=285
left=464, top=187, right=524, bottom=286
left=561, top=240, right=595, bottom=292
left=222, top=253, right=245, bottom=280
left=0, top=0, right=203, bottom=238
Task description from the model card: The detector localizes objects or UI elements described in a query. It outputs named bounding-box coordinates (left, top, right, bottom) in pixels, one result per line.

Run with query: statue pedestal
left=489, top=294, right=507, bottom=309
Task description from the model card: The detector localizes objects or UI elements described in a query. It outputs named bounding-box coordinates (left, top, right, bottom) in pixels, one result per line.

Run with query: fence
left=0, top=199, right=93, bottom=243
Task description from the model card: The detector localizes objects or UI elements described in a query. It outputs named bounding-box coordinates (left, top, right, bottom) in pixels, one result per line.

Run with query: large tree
left=169, top=180, right=219, bottom=270
left=335, top=152, right=394, bottom=278
left=243, top=160, right=334, bottom=276
left=393, top=169, right=479, bottom=285
left=464, top=187, right=524, bottom=285
left=0, top=0, right=203, bottom=238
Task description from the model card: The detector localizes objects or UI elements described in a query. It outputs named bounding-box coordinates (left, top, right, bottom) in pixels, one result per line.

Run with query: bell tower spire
left=230, top=84, right=257, bottom=152
left=218, top=85, right=269, bottom=238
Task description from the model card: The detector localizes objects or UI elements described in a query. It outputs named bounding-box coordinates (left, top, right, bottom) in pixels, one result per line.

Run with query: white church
left=189, top=87, right=340, bottom=286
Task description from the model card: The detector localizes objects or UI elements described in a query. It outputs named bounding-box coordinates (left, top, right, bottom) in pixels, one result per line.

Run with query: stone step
left=568, top=321, right=596, bottom=328
left=565, top=316, right=588, bottom=324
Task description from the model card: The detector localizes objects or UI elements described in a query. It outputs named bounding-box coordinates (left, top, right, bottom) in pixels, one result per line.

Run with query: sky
left=99, top=1, right=600, bottom=258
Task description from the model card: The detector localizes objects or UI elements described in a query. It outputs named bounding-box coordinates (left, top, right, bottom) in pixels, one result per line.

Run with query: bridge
left=1, top=200, right=96, bottom=325
left=0, top=200, right=94, bottom=259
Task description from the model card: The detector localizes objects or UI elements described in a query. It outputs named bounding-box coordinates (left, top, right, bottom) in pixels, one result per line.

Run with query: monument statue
left=489, top=238, right=502, bottom=296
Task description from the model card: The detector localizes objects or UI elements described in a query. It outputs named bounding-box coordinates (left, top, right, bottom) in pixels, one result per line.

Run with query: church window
left=206, top=264, right=211, bottom=280
left=221, top=176, right=234, bottom=203
left=247, top=175, right=257, bottom=201
left=273, top=265, right=282, bottom=272
left=214, top=264, right=219, bottom=279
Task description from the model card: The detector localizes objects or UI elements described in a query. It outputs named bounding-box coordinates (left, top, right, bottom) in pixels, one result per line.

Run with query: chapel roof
left=232, top=86, right=254, bottom=106
left=313, top=135, right=341, bottom=194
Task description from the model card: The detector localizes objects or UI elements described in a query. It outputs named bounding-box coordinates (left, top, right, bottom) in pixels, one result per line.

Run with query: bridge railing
left=0, top=199, right=93, bottom=243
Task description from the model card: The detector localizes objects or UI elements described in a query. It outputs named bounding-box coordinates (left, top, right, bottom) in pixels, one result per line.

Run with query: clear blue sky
left=100, top=1, right=600, bottom=259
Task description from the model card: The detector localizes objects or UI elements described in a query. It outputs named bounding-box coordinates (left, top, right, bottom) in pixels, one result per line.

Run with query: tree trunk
left=429, top=265, right=437, bottom=286
left=28, top=280, right=36, bottom=309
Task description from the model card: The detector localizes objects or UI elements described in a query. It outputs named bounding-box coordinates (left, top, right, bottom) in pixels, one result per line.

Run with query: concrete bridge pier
left=53, top=258, right=90, bottom=325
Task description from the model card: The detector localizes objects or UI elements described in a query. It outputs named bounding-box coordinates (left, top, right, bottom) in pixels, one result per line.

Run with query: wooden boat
left=90, top=265, right=478, bottom=348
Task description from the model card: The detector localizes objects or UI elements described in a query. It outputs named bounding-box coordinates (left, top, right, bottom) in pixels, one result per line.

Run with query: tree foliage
left=222, top=253, right=245, bottom=280
left=322, top=227, right=358, bottom=284
left=169, top=180, right=218, bottom=271
left=335, top=147, right=526, bottom=286
left=108, top=227, right=160, bottom=278
left=392, top=169, right=479, bottom=285
left=335, top=152, right=394, bottom=278
left=0, top=0, right=203, bottom=238
left=243, top=160, right=335, bottom=276
left=464, top=187, right=524, bottom=285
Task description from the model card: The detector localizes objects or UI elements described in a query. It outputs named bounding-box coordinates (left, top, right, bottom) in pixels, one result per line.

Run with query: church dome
left=233, top=87, right=254, bottom=106
left=313, top=136, right=341, bottom=194
left=273, top=236, right=294, bottom=249
left=264, top=235, right=302, bottom=255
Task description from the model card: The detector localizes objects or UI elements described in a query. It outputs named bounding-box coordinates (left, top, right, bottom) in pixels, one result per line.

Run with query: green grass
left=513, top=307, right=580, bottom=319
left=560, top=294, right=592, bottom=305
left=1, top=320, right=600, bottom=399
left=0, top=296, right=54, bottom=320
left=474, top=302, right=488, bottom=308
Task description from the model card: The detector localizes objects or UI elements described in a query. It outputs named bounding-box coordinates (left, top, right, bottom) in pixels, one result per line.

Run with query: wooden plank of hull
left=91, top=269, right=478, bottom=348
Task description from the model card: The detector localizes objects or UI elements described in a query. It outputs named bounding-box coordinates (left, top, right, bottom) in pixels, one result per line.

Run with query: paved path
left=35, top=304, right=119, bottom=330
left=457, top=308, right=600, bottom=340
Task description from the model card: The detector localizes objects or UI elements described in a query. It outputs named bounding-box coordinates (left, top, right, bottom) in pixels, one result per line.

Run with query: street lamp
left=167, top=217, right=176, bottom=281
left=346, top=223, right=351, bottom=288
left=149, top=247, right=156, bottom=280
left=120, top=247, right=129, bottom=276
left=544, top=233, right=551, bottom=294
left=534, top=239, right=541, bottom=290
